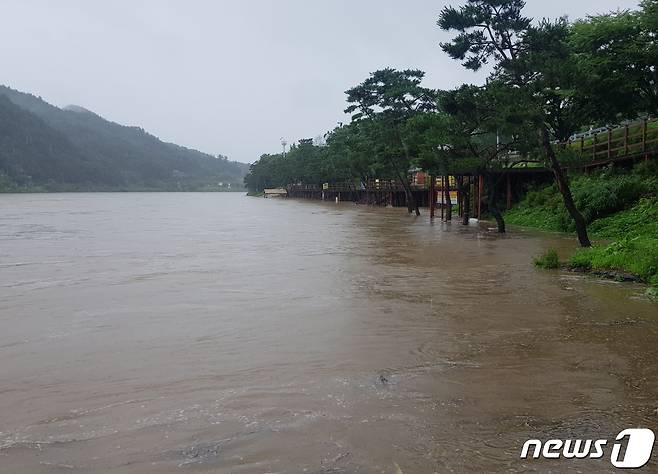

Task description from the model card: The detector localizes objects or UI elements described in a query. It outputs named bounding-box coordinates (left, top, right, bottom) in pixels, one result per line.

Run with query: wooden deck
left=284, top=118, right=657, bottom=218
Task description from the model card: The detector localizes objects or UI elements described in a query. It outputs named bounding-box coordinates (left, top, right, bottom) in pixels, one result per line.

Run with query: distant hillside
left=0, top=85, right=249, bottom=191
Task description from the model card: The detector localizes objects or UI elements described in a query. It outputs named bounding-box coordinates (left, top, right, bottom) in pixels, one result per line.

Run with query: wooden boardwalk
left=285, top=118, right=658, bottom=218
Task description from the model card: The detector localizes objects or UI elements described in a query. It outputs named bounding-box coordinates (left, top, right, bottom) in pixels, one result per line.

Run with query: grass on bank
left=534, top=248, right=560, bottom=269
left=507, top=160, right=658, bottom=291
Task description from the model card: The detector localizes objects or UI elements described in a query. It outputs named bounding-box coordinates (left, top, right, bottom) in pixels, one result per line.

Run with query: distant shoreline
left=0, top=188, right=247, bottom=194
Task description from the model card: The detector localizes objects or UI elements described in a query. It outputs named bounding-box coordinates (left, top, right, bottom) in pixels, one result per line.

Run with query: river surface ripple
left=0, top=193, right=656, bottom=473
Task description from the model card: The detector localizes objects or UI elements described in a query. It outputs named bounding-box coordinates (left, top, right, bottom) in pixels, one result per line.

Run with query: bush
left=534, top=248, right=560, bottom=269
left=571, top=173, right=652, bottom=225
left=505, top=161, right=658, bottom=233
left=569, top=249, right=593, bottom=270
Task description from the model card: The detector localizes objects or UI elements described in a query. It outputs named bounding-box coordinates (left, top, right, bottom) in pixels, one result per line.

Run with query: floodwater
left=0, top=193, right=656, bottom=473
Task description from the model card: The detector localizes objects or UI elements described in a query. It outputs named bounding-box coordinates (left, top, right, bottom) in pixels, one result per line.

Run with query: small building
left=409, top=168, right=427, bottom=186
left=263, top=188, right=288, bottom=198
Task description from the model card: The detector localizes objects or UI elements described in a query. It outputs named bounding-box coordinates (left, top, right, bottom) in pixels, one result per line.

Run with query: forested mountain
left=0, top=85, right=248, bottom=191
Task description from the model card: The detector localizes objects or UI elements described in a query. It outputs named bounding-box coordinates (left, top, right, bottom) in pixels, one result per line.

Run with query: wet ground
left=0, top=193, right=656, bottom=473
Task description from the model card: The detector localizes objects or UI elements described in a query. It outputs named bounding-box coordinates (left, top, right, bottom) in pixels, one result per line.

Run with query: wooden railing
left=564, top=117, right=658, bottom=164
left=286, top=184, right=320, bottom=191
left=289, top=181, right=420, bottom=193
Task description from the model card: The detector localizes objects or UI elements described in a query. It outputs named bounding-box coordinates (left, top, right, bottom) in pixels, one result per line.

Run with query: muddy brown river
left=0, top=193, right=656, bottom=473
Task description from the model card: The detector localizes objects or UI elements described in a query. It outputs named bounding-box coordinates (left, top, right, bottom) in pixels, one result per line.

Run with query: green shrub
left=505, top=162, right=658, bottom=233
left=569, top=249, right=593, bottom=270
left=534, top=248, right=560, bottom=269
left=571, top=173, right=654, bottom=224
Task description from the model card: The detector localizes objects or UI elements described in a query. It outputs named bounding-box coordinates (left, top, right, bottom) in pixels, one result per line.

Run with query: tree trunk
left=397, top=138, right=421, bottom=216
left=398, top=173, right=420, bottom=216
left=411, top=188, right=420, bottom=216
left=391, top=158, right=420, bottom=216
left=541, top=126, right=591, bottom=247
left=456, top=176, right=470, bottom=225
left=443, top=176, right=452, bottom=221
left=485, top=172, right=505, bottom=233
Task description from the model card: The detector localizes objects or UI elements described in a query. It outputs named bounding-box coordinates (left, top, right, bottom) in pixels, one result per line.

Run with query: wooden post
left=607, top=129, right=612, bottom=160
left=506, top=174, right=512, bottom=210
left=580, top=136, right=584, bottom=154
left=624, top=125, right=629, bottom=156
left=470, top=176, right=474, bottom=218
left=477, top=174, right=483, bottom=220
left=446, top=176, right=450, bottom=219
left=429, top=175, right=435, bottom=219
left=440, top=176, right=445, bottom=220
left=468, top=175, right=480, bottom=219
left=468, top=177, right=472, bottom=218
left=456, top=176, right=462, bottom=217
left=592, top=132, right=597, bottom=161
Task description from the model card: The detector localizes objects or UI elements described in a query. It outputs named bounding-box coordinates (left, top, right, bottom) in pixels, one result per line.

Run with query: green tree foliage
left=345, top=68, right=438, bottom=215
left=244, top=138, right=333, bottom=192
left=437, top=0, right=529, bottom=74
left=569, top=0, right=658, bottom=122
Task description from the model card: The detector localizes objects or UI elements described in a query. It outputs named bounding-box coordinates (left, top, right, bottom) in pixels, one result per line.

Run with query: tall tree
left=345, top=68, right=437, bottom=215
left=439, top=0, right=592, bottom=246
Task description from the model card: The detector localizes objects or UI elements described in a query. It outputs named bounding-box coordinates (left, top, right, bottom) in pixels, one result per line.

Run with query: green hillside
left=0, top=86, right=249, bottom=191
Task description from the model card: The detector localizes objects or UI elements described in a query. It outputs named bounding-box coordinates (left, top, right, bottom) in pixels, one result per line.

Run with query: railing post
left=456, top=177, right=461, bottom=217
left=477, top=174, right=483, bottom=220
left=429, top=175, right=435, bottom=219
left=592, top=133, right=597, bottom=161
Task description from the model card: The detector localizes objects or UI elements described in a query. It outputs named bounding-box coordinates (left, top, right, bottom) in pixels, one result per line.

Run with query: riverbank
left=504, top=161, right=658, bottom=295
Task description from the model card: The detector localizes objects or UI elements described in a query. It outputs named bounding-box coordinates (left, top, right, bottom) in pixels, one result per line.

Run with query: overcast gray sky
left=1, top=0, right=639, bottom=163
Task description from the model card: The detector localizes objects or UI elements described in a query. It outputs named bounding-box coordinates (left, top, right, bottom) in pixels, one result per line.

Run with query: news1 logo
left=520, top=428, right=655, bottom=469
